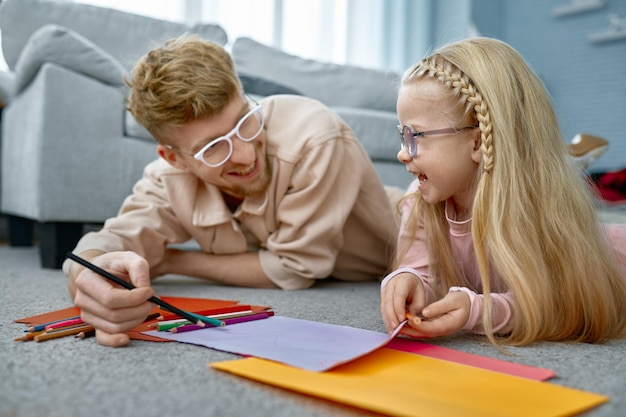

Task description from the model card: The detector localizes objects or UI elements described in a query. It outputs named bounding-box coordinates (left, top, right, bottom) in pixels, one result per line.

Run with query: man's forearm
left=161, top=250, right=277, bottom=288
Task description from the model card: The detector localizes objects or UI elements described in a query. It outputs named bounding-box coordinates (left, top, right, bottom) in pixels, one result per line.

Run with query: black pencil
left=66, top=252, right=205, bottom=328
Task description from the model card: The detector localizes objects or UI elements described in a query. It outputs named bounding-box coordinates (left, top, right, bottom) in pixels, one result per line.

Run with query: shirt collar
left=445, top=200, right=472, bottom=236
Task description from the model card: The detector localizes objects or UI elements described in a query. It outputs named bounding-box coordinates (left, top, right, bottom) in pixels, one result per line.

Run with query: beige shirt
left=66, top=95, right=401, bottom=289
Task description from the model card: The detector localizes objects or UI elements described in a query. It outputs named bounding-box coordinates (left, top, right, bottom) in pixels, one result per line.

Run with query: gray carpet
left=1, top=245, right=625, bottom=417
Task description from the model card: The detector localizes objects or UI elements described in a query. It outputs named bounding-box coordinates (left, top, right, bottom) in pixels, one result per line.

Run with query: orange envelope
left=211, top=348, right=608, bottom=417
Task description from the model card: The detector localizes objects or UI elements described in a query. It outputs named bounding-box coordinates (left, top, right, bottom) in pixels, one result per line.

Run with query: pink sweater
left=382, top=181, right=626, bottom=334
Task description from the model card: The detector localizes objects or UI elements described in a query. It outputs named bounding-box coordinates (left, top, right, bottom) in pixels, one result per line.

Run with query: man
left=63, top=35, right=402, bottom=346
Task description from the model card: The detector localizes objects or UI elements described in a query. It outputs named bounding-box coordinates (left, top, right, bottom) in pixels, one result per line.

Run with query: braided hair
left=395, top=37, right=626, bottom=346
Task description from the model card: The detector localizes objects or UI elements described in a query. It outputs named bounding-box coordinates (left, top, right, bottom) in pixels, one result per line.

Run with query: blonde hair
left=396, top=37, right=626, bottom=346
left=126, top=34, right=242, bottom=142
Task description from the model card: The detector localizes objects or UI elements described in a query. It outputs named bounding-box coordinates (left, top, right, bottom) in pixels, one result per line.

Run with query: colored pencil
left=406, top=312, right=423, bottom=325
left=66, top=252, right=205, bottom=328
left=222, top=311, right=274, bottom=325
left=188, top=312, right=224, bottom=327
left=156, top=321, right=189, bottom=331
left=34, top=324, right=95, bottom=342
left=155, top=310, right=255, bottom=331
left=14, top=331, right=42, bottom=342
left=158, top=304, right=252, bottom=321
left=143, top=312, right=162, bottom=322
left=159, top=309, right=254, bottom=325
left=16, top=312, right=160, bottom=342
left=75, top=329, right=96, bottom=339
left=169, top=311, right=274, bottom=333
left=26, top=315, right=81, bottom=333
left=45, top=317, right=84, bottom=331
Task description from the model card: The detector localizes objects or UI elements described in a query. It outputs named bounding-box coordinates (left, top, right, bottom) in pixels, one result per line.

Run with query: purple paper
left=143, top=316, right=404, bottom=371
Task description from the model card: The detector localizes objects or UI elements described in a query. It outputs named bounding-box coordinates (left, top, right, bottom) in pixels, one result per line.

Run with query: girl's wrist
left=380, top=267, right=421, bottom=288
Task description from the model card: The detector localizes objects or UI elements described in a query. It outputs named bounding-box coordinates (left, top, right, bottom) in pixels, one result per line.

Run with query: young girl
left=380, top=37, right=626, bottom=347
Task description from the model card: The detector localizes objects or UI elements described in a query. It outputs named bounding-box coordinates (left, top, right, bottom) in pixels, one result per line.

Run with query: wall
left=473, top=0, right=626, bottom=172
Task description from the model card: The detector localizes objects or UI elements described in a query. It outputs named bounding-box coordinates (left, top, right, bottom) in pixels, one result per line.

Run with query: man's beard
left=230, top=152, right=272, bottom=198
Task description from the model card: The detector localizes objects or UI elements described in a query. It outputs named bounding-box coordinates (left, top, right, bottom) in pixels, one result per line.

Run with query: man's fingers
left=81, top=305, right=152, bottom=334
left=95, top=329, right=131, bottom=347
left=75, top=273, right=155, bottom=310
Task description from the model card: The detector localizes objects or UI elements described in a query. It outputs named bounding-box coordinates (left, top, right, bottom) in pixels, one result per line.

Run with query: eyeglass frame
left=166, top=102, right=264, bottom=167
left=397, top=124, right=478, bottom=158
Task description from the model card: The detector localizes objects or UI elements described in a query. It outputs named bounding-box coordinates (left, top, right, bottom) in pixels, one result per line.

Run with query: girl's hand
left=380, top=272, right=426, bottom=334
left=402, top=291, right=471, bottom=338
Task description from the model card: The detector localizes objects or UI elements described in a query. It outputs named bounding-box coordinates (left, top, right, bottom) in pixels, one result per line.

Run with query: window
left=74, top=0, right=349, bottom=65
left=44, top=0, right=441, bottom=72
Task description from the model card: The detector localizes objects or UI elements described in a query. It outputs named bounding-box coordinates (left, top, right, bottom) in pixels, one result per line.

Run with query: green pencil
left=188, top=312, right=224, bottom=327
left=156, top=321, right=190, bottom=331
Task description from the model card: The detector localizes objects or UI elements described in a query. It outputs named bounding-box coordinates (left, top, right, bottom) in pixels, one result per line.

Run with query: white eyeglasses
left=168, top=104, right=264, bottom=167
left=193, top=105, right=264, bottom=167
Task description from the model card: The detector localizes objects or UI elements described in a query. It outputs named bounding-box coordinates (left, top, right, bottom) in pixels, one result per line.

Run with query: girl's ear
left=157, top=144, right=189, bottom=170
left=471, top=129, right=482, bottom=164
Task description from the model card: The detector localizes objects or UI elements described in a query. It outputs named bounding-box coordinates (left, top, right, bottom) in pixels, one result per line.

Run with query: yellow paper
left=211, top=348, right=607, bottom=417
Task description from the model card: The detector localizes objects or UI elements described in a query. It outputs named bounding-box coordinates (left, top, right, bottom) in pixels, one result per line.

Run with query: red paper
left=386, top=337, right=555, bottom=381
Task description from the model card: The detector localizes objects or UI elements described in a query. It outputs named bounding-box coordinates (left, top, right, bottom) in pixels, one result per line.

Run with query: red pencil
left=45, top=317, right=84, bottom=331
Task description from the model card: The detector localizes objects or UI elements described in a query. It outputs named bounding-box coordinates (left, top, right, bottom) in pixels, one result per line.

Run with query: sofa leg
left=7, top=215, right=35, bottom=246
left=35, top=222, right=84, bottom=269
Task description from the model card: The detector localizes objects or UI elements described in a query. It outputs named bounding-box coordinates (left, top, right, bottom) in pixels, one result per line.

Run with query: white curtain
left=71, top=0, right=473, bottom=72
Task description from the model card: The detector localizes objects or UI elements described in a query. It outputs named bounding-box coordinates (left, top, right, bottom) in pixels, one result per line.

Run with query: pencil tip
left=196, top=320, right=206, bottom=328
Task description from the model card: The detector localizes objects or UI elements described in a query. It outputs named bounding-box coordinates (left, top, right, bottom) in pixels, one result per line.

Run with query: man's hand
left=70, top=251, right=155, bottom=347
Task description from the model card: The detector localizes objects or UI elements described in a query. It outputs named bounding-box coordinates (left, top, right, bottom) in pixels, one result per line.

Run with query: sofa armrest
left=0, top=70, right=16, bottom=105
left=2, top=61, right=156, bottom=222
left=13, top=24, right=127, bottom=94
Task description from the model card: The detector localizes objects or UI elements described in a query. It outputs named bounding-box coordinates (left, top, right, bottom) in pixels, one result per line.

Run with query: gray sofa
left=0, top=0, right=409, bottom=269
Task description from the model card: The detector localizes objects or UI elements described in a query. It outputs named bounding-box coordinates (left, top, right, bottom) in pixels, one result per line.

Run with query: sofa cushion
left=232, top=37, right=400, bottom=113
left=0, top=70, right=16, bottom=104
left=238, top=73, right=303, bottom=97
left=124, top=110, right=155, bottom=143
left=333, top=107, right=399, bottom=161
left=0, top=0, right=228, bottom=71
left=13, top=24, right=127, bottom=94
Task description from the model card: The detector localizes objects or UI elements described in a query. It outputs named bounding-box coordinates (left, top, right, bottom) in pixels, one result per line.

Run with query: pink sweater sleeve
left=385, top=182, right=515, bottom=334
left=389, top=183, right=439, bottom=305
left=448, top=287, right=514, bottom=334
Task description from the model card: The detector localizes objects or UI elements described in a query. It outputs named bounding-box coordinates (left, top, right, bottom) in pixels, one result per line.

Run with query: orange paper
left=211, top=348, right=608, bottom=417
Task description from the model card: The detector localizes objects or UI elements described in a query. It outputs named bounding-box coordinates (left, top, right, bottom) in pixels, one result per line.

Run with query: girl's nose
left=397, top=147, right=413, bottom=164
